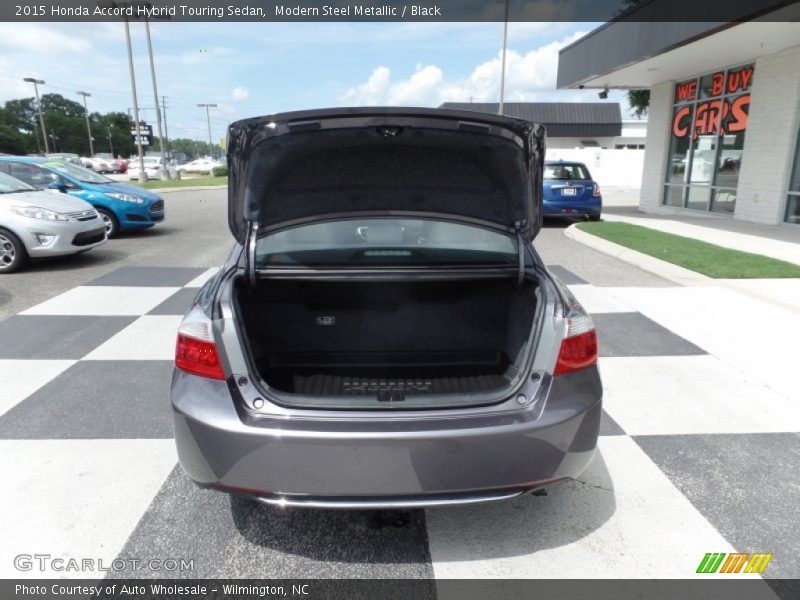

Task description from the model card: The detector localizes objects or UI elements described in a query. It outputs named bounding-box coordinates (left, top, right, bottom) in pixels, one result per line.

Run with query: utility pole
left=24, top=77, right=49, bottom=153
left=497, top=0, right=510, bottom=116
left=144, top=19, right=168, bottom=178
left=77, top=91, right=94, bottom=157
left=161, top=96, right=170, bottom=159
left=124, top=19, right=147, bottom=181
left=31, top=120, right=42, bottom=153
left=197, top=103, right=217, bottom=156
left=107, top=125, right=115, bottom=156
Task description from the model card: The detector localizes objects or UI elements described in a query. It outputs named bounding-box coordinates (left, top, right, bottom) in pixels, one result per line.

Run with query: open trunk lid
left=226, top=107, right=545, bottom=245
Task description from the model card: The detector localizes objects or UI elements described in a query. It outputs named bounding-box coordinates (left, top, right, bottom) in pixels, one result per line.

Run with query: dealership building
left=557, top=3, right=800, bottom=225
left=440, top=102, right=647, bottom=149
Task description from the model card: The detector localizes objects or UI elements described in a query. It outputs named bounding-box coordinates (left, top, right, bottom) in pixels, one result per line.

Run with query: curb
left=564, top=223, right=712, bottom=286
left=145, top=184, right=228, bottom=193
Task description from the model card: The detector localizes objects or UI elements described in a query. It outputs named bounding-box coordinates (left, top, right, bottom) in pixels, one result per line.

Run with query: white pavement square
left=425, top=436, right=755, bottom=579
left=567, top=284, right=635, bottom=314
left=0, top=360, right=75, bottom=417
left=83, top=315, right=183, bottom=361
left=601, top=355, right=800, bottom=436
left=21, top=286, right=180, bottom=317
left=184, top=268, right=219, bottom=288
left=0, top=439, right=177, bottom=578
left=603, top=286, right=800, bottom=403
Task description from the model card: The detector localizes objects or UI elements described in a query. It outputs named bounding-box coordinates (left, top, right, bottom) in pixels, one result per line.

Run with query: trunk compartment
left=234, top=276, right=538, bottom=408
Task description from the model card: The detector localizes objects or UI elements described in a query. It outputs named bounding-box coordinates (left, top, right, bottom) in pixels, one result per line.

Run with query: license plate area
left=561, top=187, right=577, bottom=196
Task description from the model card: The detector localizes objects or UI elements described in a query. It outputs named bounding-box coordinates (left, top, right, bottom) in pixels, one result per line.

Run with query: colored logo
left=697, top=552, right=773, bottom=574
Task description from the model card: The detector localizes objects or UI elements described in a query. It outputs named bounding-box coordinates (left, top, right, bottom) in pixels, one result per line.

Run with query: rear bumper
left=171, top=366, right=602, bottom=507
left=543, top=198, right=602, bottom=216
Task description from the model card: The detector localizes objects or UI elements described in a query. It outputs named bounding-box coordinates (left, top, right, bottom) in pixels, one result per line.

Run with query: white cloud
left=339, top=31, right=598, bottom=107
left=232, top=86, right=250, bottom=101
left=0, top=24, right=93, bottom=55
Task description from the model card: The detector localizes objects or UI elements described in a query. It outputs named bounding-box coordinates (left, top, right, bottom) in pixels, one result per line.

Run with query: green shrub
left=211, top=165, right=228, bottom=177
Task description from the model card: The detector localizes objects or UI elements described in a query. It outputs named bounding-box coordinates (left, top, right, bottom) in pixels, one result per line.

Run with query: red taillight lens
left=552, top=282, right=598, bottom=376
left=593, top=182, right=601, bottom=197
left=175, top=304, right=225, bottom=380
left=175, top=334, right=225, bottom=380
left=554, top=330, right=598, bottom=375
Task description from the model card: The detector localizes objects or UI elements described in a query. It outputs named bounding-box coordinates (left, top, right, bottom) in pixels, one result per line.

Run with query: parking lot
left=1, top=187, right=798, bottom=585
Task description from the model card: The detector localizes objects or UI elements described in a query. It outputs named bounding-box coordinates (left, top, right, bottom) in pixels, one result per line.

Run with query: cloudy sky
left=0, top=21, right=627, bottom=144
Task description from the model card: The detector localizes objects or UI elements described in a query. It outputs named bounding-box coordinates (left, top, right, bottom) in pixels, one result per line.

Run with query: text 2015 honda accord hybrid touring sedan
left=171, top=107, right=602, bottom=509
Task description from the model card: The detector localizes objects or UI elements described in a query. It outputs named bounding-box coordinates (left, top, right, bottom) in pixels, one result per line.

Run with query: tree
left=0, top=124, right=32, bottom=155
left=169, top=138, right=222, bottom=160
left=94, top=112, right=135, bottom=157
left=628, top=89, right=650, bottom=118
left=0, top=106, right=37, bottom=154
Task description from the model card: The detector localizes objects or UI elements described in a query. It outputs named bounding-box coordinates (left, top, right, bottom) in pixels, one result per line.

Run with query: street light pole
left=24, top=77, right=49, bottom=153
left=144, top=19, right=168, bottom=178
left=77, top=91, right=94, bottom=157
left=124, top=18, right=147, bottom=182
left=497, top=0, right=510, bottom=116
left=197, top=103, right=217, bottom=156
left=107, top=125, right=115, bottom=156
left=161, top=96, right=170, bottom=157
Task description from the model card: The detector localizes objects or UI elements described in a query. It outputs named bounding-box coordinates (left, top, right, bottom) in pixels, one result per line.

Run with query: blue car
left=0, top=157, right=164, bottom=237
left=542, top=160, right=602, bottom=221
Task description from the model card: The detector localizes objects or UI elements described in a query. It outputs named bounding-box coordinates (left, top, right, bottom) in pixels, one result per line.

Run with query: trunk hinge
left=244, top=221, right=259, bottom=289
left=514, top=220, right=528, bottom=290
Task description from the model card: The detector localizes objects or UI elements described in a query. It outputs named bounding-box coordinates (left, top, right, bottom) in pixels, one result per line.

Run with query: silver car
left=0, top=171, right=106, bottom=273
left=171, top=108, right=602, bottom=509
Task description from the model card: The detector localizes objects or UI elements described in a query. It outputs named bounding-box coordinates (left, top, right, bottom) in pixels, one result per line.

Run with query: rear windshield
left=254, top=218, right=519, bottom=267
left=544, top=163, right=591, bottom=180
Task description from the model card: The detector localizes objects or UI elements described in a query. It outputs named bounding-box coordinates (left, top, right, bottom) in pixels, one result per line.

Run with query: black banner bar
left=2, top=579, right=800, bottom=600
left=3, top=0, right=800, bottom=23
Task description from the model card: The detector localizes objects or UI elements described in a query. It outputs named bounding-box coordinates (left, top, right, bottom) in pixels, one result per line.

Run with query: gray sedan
left=171, top=107, right=602, bottom=509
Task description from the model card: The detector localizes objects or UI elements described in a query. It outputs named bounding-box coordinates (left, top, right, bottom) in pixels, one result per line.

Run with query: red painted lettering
left=712, top=72, right=725, bottom=96
left=672, top=106, right=691, bottom=138
left=727, top=95, right=750, bottom=133
left=676, top=80, right=697, bottom=102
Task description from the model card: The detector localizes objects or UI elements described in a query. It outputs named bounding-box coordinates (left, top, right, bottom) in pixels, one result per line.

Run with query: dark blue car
left=542, top=160, right=602, bottom=221
left=0, top=157, right=164, bottom=237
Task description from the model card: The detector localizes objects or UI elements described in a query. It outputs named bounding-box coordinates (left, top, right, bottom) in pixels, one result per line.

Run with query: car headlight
left=10, top=206, right=68, bottom=221
left=106, top=192, right=145, bottom=204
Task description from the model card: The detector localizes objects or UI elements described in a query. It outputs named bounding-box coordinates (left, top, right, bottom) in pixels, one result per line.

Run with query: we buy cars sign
left=131, top=123, right=153, bottom=146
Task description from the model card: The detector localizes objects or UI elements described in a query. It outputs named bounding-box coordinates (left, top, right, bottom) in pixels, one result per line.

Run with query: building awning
left=438, top=102, right=622, bottom=137
left=556, top=1, right=800, bottom=90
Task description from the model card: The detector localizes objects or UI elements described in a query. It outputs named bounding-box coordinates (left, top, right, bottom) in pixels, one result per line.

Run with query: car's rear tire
left=97, top=209, right=120, bottom=238
left=0, top=228, right=29, bottom=274
left=589, top=213, right=602, bottom=222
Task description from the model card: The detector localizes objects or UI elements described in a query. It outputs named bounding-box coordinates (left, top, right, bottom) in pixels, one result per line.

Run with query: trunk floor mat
left=290, top=371, right=508, bottom=398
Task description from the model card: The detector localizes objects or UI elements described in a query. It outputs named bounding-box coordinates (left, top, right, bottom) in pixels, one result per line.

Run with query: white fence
left=545, top=148, right=645, bottom=189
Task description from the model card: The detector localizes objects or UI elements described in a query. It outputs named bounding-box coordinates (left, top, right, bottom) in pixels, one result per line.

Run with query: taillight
left=554, top=330, right=598, bottom=375
left=593, top=182, right=601, bottom=197
left=175, top=305, right=225, bottom=380
left=554, top=288, right=598, bottom=376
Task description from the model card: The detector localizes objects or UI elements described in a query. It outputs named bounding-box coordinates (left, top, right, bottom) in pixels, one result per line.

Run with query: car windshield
left=42, top=160, right=113, bottom=184
left=544, top=164, right=591, bottom=180
left=0, top=172, right=35, bottom=193
left=254, top=218, right=519, bottom=267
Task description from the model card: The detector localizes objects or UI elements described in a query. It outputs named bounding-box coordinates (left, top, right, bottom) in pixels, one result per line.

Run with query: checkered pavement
left=1, top=265, right=798, bottom=583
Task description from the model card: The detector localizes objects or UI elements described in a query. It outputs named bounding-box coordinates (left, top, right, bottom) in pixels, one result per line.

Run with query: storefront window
left=785, top=127, right=800, bottom=224
left=664, top=64, right=754, bottom=214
